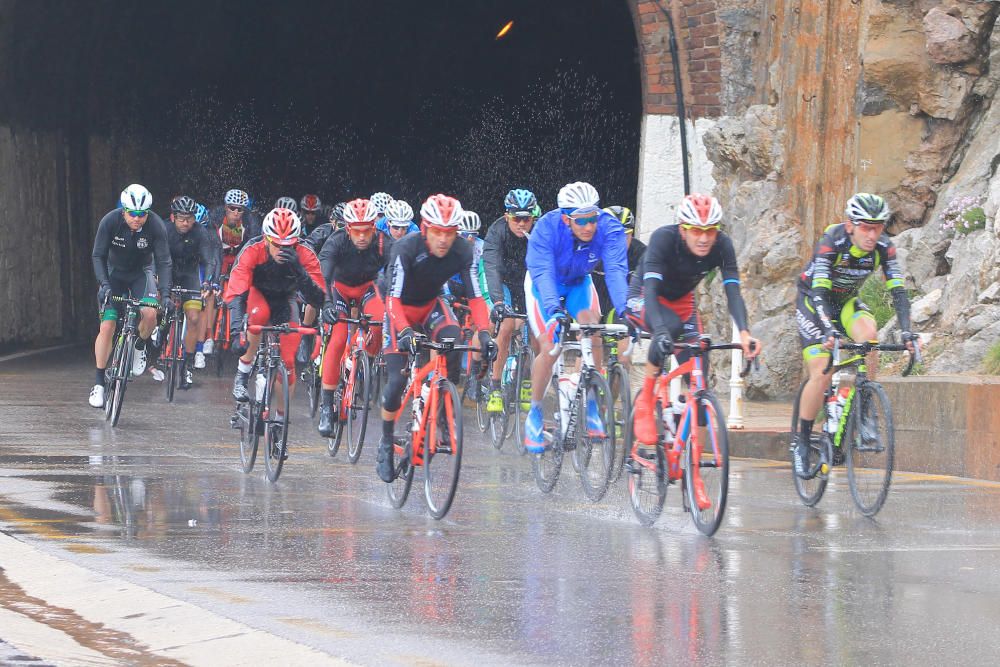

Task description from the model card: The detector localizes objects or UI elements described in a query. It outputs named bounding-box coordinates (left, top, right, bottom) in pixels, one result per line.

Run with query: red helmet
left=420, top=194, right=464, bottom=229
left=343, top=198, right=378, bottom=227
left=262, top=208, right=302, bottom=245
left=300, top=194, right=321, bottom=212
left=676, top=193, right=723, bottom=228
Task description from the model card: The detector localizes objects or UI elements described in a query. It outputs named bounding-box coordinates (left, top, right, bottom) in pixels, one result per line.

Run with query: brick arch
left=629, top=1, right=722, bottom=119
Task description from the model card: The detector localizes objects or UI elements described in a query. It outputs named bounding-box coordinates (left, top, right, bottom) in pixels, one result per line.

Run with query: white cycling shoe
left=194, top=352, right=207, bottom=369
left=88, top=384, right=105, bottom=408
left=202, top=339, right=214, bottom=355
left=131, top=347, right=147, bottom=377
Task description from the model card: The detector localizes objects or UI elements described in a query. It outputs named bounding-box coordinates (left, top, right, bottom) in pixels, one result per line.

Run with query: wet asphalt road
left=2, top=346, right=1000, bottom=665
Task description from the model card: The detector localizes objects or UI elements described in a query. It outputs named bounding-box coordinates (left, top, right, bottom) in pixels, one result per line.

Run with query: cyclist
left=316, top=198, right=393, bottom=436
left=482, top=188, right=538, bottom=413
left=627, top=195, right=761, bottom=501
left=522, top=182, right=628, bottom=453
left=444, top=210, right=492, bottom=400
left=200, top=189, right=260, bottom=367
left=89, top=184, right=172, bottom=408
left=299, top=194, right=323, bottom=235
left=376, top=194, right=495, bottom=482
left=329, top=201, right=347, bottom=231
left=378, top=200, right=419, bottom=239
left=593, top=205, right=646, bottom=320
left=164, top=195, right=217, bottom=389
left=225, top=208, right=326, bottom=409
left=792, top=193, right=918, bottom=477
left=274, top=196, right=298, bottom=212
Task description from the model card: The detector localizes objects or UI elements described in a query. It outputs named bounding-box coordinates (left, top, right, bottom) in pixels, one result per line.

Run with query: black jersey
left=92, top=209, right=172, bottom=295
left=166, top=221, right=217, bottom=281
left=318, top=228, right=392, bottom=288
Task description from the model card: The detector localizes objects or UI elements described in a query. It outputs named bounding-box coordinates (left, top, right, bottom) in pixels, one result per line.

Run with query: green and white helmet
left=845, top=193, right=890, bottom=222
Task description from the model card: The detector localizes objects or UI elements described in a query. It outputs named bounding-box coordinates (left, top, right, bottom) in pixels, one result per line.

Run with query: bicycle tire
left=238, top=399, right=260, bottom=473
left=424, top=379, right=463, bottom=519
left=607, top=362, right=632, bottom=484
left=532, top=375, right=564, bottom=493
left=487, top=395, right=510, bottom=451
left=685, top=392, right=730, bottom=536
left=214, top=306, right=228, bottom=378
left=346, top=349, right=370, bottom=464
left=512, top=345, right=534, bottom=456
left=166, top=315, right=180, bottom=402
left=305, top=366, right=320, bottom=420
left=109, top=338, right=133, bottom=427
left=574, top=371, right=615, bottom=502
left=846, top=382, right=895, bottom=517
left=104, top=335, right=126, bottom=422
left=790, top=379, right=831, bottom=506
left=263, top=363, right=290, bottom=483
left=627, top=397, right=668, bottom=526
left=388, top=415, right=415, bottom=509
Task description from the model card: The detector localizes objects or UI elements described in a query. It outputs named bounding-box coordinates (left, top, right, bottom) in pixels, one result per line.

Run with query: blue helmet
left=504, top=188, right=537, bottom=213
left=195, top=203, right=208, bottom=225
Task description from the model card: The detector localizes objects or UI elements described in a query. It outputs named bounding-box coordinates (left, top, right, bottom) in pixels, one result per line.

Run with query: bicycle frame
left=336, top=313, right=382, bottom=416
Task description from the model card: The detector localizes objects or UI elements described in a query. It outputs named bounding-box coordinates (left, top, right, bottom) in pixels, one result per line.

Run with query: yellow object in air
left=496, top=20, right=514, bottom=40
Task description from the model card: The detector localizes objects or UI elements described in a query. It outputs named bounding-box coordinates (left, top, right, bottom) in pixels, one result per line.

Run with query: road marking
left=0, top=344, right=78, bottom=364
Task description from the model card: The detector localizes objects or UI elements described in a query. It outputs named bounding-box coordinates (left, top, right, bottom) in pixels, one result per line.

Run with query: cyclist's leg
left=272, top=297, right=302, bottom=401
left=565, top=275, right=603, bottom=368
left=525, top=272, right=560, bottom=405
left=135, top=269, right=159, bottom=342
left=321, top=288, right=351, bottom=391
left=843, top=297, right=879, bottom=378
left=426, top=297, right=463, bottom=384
left=797, top=292, right=837, bottom=423
left=360, top=287, right=384, bottom=357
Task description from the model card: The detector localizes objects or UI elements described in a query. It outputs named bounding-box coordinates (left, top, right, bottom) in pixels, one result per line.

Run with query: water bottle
left=825, top=388, right=849, bottom=434
left=557, top=372, right=579, bottom=437
left=411, top=379, right=431, bottom=433
left=254, top=373, right=266, bottom=402
left=345, top=353, right=354, bottom=373
left=502, top=355, right=516, bottom=385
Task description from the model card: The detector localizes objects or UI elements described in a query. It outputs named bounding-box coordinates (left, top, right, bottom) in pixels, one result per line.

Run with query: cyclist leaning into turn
left=791, top=193, right=919, bottom=478
left=89, top=184, right=173, bottom=408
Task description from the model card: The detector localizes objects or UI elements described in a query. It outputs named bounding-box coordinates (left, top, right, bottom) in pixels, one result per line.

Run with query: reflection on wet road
left=2, top=348, right=1000, bottom=665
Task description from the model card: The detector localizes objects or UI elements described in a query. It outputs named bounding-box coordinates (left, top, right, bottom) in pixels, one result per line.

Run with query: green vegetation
left=859, top=275, right=894, bottom=329
left=985, top=340, right=1000, bottom=375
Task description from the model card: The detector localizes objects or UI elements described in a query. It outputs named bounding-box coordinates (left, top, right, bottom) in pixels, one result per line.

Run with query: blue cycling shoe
left=586, top=397, right=606, bottom=438
left=524, top=406, right=545, bottom=453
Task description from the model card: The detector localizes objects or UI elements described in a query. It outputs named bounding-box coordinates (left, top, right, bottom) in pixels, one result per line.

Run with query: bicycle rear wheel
left=574, top=371, right=615, bottom=502
left=214, top=306, right=229, bottom=378
left=305, top=364, right=320, bottom=419
left=346, top=350, right=370, bottom=464
left=388, top=420, right=415, bottom=509
left=685, top=392, right=730, bottom=536
left=424, top=379, right=463, bottom=519
left=846, top=382, right=895, bottom=517
left=607, top=362, right=631, bottom=484
left=474, top=377, right=489, bottom=433
left=487, top=402, right=510, bottom=451
left=627, top=398, right=668, bottom=526
left=263, top=364, right=290, bottom=483
left=512, top=346, right=534, bottom=455
left=237, top=399, right=260, bottom=473
left=532, top=376, right=564, bottom=493
left=791, top=379, right=831, bottom=506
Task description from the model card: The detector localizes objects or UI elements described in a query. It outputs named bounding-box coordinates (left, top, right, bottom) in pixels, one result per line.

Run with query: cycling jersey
left=631, top=224, right=748, bottom=334
left=224, top=237, right=325, bottom=307
left=304, top=222, right=336, bottom=256
left=317, top=229, right=393, bottom=288
left=525, top=208, right=628, bottom=318
left=797, top=222, right=911, bottom=334
left=594, top=236, right=646, bottom=318
left=92, top=208, right=172, bottom=298
left=375, top=219, right=419, bottom=235
left=445, top=236, right=493, bottom=308
left=207, top=205, right=262, bottom=275
left=384, top=232, right=490, bottom=333
left=482, top=217, right=530, bottom=311
left=166, top=222, right=217, bottom=283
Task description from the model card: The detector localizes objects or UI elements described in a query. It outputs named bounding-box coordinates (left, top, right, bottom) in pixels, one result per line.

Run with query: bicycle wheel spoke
left=532, top=377, right=564, bottom=493
left=424, top=380, right=463, bottom=519
left=791, top=379, right=831, bottom=506
left=847, top=383, right=895, bottom=516
left=263, top=364, right=290, bottom=483
left=346, top=351, right=370, bottom=464
left=575, top=373, right=615, bottom=502
left=686, top=393, right=729, bottom=536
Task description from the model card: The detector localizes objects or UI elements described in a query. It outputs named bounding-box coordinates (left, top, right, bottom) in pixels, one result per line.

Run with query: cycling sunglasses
left=569, top=214, right=599, bottom=227
left=124, top=208, right=149, bottom=217
left=226, top=205, right=245, bottom=213
left=680, top=224, right=720, bottom=233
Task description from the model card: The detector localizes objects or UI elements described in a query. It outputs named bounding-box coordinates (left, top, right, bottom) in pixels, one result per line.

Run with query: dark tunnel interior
left=2, top=0, right=641, bottom=217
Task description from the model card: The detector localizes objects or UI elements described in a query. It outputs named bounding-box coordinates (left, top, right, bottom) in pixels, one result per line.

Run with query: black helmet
left=604, top=205, right=635, bottom=232
left=170, top=195, right=198, bottom=215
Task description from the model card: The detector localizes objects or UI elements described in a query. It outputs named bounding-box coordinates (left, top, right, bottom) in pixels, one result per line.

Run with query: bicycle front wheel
left=512, top=346, right=534, bottom=456
left=263, top=364, right=290, bottom=483
left=532, top=376, right=564, bottom=493
left=791, top=379, right=831, bottom=507
left=166, top=317, right=179, bottom=403
left=627, top=397, right=668, bottom=526
left=346, top=350, right=370, bottom=464
left=846, top=382, right=895, bottom=517
left=684, top=392, right=730, bottom=536
left=108, top=338, right=133, bottom=427
left=423, top=379, right=463, bottom=519
left=237, top=400, right=260, bottom=473
left=574, top=371, right=615, bottom=502
left=388, top=421, right=415, bottom=509
left=607, top=362, right=632, bottom=484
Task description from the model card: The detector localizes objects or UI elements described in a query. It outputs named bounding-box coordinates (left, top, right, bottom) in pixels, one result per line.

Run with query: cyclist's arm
left=807, top=234, right=838, bottom=334
left=640, top=233, right=682, bottom=334
left=384, top=253, right=414, bottom=331
left=91, top=213, right=114, bottom=285
left=880, top=240, right=912, bottom=331
left=718, top=236, right=749, bottom=332
left=196, top=226, right=217, bottom=284
left=481, top=224, right=505, bottom=305
left=600, top=221, right=629, bottom=316
left=317, top=230, right=339, bottom=291
left=476, top=257, right=494, bottom=311
left=525, top=216, right=563, bottom=318
left=149, top=214, right=173, bottom=297
left=297, top=245, right=327, bottom=307
left=461, top=246, right=491, bottom=329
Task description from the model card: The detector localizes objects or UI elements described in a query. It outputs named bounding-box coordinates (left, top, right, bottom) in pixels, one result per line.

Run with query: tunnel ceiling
left=0, top=0, right=641, bottom=215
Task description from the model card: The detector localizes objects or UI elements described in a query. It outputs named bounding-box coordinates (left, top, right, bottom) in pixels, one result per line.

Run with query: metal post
left=729, top=321, right=745, bottom=429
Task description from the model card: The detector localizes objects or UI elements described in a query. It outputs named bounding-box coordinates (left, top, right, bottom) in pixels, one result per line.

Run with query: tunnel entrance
left=3, top=0, right=640, bottom=215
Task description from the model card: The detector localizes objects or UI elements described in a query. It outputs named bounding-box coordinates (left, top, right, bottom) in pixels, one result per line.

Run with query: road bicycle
left=103, top=296, right=160, bottom=427
left=482, top=311, right=532, bottom=452
left=790, top=337, right=919, bottom=516
left=603, top=327, right=634, bottom=483
left=533, top=321, right=629, bottom=502
left=160, top=287, right=204, bottom=402
left=301, top=320, right=331, bottom=421
left=385, top=334, right=477, bottom=520
left=230, top=323, right=317, bottom=482
left=625, top=335, right=755, bottom=535
left=326, top=312, right=381, bottom=463
left=208, top=275, right=232, bottom=377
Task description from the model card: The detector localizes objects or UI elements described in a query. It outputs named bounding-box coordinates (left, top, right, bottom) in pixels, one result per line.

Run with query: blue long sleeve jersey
left=526, top=208, right=629, bottom=319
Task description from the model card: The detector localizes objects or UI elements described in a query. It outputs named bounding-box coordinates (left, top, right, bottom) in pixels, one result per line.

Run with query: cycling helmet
left=460, top=210, right=481, bottom=233
left=262, top=208, right=302, bottom=245
left=275, top=196, right=298, bottom=212
left=504, top=188, right=538, bottom=213
left=120, top=184, right=152, bottom=211
left=531, top=203, right=542, bottom=218
left=676, top=193, right=723, bottom=227
left=557, top=181, right=600, bottom=214
left=604, top=205, right=635, bottom=231
left=300, top=194, right=322, bottom=212
left=420, top=194, right=464, bottom=229
left=224, top=189, right=249, bottom=208
left=370, top=192, right=394, bottom=214
left=343, top=198, right=378, bottom=227
left=384, top=199, right=414, bottom=226
left=845, top=193, right=890, bottom=223
left=170, top=195, right=198, bottom=215
left=195, top=203, right=208, bottom=224
left=331, top=201, right=347, bottom=222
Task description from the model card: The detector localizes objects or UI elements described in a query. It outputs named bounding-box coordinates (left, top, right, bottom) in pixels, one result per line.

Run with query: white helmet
left=120, top=184, right=152, bottom=211
left=261, top=208, right=302, bottom=245
left=419, top=194, right=464, bottom=229
left=676, top=193, right=723, bottom=227
left=557, top=181, right=600, bottom=214
left=845, top=193, right=891, bottom=222
left=370, top=192, right=394, bottom=214
left=224, top=189, right=249, bottom=208
left=459, top=210, right=481, bottom=233
left=274, top=196, right=298, bottom=212
left=384, top=200, right=414, bottom=226
left=342, top=198, right=379, bottom=226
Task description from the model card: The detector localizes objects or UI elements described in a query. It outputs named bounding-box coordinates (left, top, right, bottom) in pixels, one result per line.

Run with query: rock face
left=924, top=6, right=979, bottom=64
